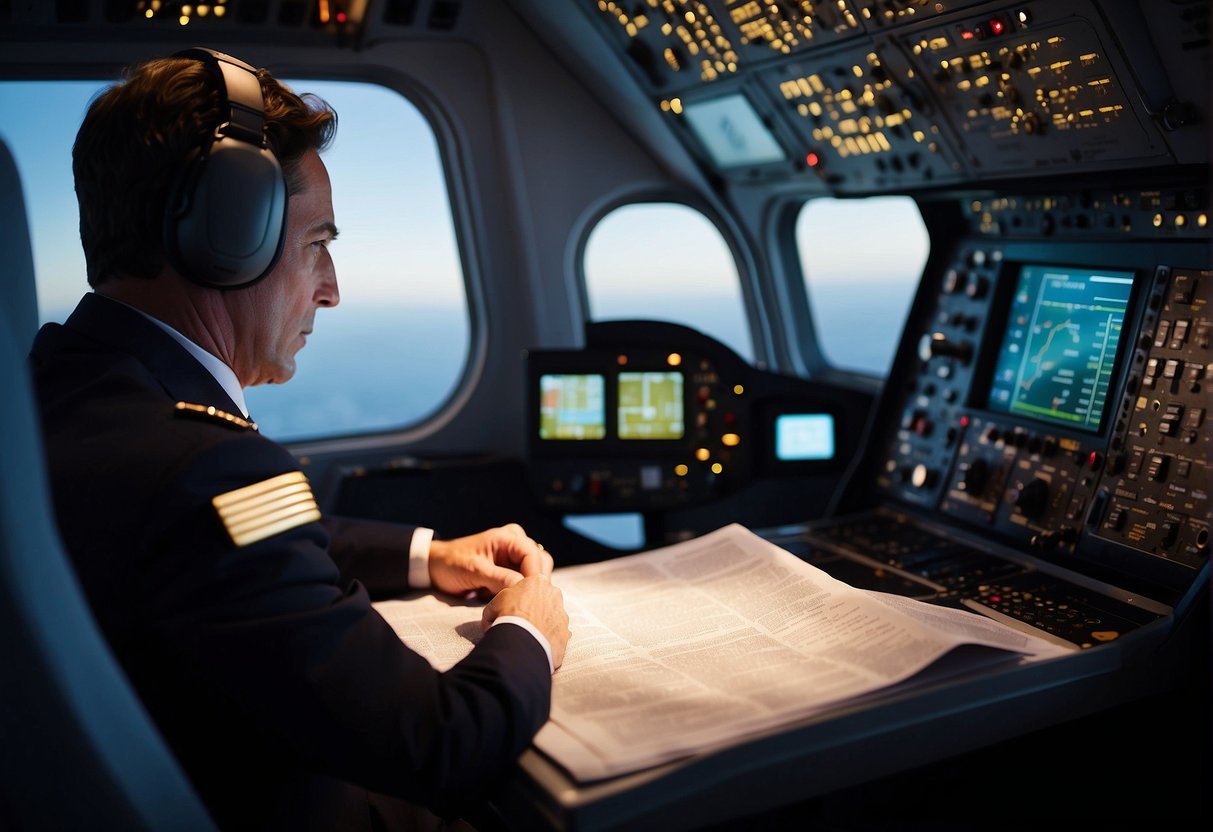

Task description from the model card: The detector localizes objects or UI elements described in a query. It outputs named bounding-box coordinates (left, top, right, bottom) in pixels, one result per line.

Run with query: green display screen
left=618, top=372, right=684, bottom=440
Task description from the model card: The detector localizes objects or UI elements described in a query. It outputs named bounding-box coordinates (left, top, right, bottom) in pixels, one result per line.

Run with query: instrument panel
left=524, top=320, right=862, bottom=513
left=524, top=183, right=1210, bottom=645
left=583, top=0, right=1208, bottom=194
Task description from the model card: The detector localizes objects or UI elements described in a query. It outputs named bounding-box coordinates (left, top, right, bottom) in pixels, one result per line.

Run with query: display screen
left=617, top=372, right=684, bottom=439
left=775, top=413, right=835, bottom=461
left=987, top=265, right=1135, bottom=432
left=539, top=374, right=606, bottom=439
left=682, top=93, right=786, bottom=167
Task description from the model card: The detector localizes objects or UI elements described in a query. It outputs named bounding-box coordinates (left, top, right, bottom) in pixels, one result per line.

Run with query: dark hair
left=73, top=54, right=337, bottom=287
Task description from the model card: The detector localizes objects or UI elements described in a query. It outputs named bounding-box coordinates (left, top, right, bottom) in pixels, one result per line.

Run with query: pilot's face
left=227, top=149, right=340, bottom=387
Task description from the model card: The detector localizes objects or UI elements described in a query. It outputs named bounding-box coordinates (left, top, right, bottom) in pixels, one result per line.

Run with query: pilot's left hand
left=428, top=523, right=554, bottom=597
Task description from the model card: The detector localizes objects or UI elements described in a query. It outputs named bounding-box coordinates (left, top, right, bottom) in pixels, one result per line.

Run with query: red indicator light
left=960, top=415, right=970, bottom=428
left=960, top=29, right=974, bottom=40
left=989, top=18, right=1004, bottom=35
left=337, top=11, right=348, bottom=23
left=806, top=151, right=820, bottom=167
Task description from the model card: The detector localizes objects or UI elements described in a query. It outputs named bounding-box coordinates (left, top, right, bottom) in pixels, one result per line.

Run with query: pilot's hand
left=428, top=523, right=554, bottom=597
left=482, top=574, right=571, bottom=669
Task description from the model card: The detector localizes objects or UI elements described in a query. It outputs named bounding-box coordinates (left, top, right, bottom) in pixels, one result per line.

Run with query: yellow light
left=674, top=464, right=689, bottom=477
left=1198, top=213, right=1208, bottom=228
left=1152, top=213, right=1163, bottom=228
left=711, top=463, right=723, bottom=474
left=179, top=14, right=189, bottom=24
left=733, top=384, right=744, bottom=395
left=695, top=448, right=710, bottom=461
left=667, top=352, right=683, bottom=366
left=722, top=433, right=740, bottom=447
left=1174, top=214, right=1186, bottom=228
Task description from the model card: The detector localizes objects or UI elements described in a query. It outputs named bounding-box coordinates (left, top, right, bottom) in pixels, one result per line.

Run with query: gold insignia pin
left=175, top=401, right=258, bottom=431
left=212, top=471, right=321, bottom=547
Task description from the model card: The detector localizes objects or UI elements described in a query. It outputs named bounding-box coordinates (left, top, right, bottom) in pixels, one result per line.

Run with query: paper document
left=373, top=524, right=1074, bottom=782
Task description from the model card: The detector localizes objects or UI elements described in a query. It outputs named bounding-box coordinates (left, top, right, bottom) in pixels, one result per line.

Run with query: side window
left=0, top=78, right=469, bottom=442
left=795, top=196, right=929, bottom=375
left=583, top=203, right=752, bottom=363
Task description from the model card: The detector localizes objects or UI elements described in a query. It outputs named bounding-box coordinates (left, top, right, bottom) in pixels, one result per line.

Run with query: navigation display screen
left=618, top=372, right=684, bottom=439
left=986, top=265, right=1135, bottom=433
left=539, top=374, right=606, bottom=439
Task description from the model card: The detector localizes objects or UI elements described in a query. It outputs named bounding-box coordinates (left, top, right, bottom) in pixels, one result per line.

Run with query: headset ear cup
left=168, top=136, right=286, bottom=288
left=163, top=47, right=288, bottom=290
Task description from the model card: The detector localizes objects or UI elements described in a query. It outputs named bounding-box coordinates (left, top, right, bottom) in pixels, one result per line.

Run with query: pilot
left=28, top=48, right=570, bottom=831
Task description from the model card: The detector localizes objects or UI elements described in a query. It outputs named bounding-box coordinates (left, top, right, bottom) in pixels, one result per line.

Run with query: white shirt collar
left=119, top=302, right=251, bottom=418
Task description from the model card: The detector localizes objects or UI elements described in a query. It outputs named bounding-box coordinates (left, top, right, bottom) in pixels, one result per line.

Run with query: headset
left=164, top=47, right=287, bottom=289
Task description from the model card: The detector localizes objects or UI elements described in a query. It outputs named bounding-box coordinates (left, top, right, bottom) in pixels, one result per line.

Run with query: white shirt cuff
left=408, top=527, right=434, bottom=589
left=492, top=615, right=556, bottom=674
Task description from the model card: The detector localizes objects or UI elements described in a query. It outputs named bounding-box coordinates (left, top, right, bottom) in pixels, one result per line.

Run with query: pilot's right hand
left=482, top=574, right=571, bottom=669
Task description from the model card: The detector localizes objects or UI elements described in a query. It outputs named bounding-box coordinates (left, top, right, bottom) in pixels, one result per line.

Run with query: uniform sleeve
left=321, top=514, right=419, bottom=599
left=137, top=433, right=552, bottom=817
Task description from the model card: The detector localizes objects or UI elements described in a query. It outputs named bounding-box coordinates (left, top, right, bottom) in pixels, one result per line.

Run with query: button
left=1145, top=454, right=1169, bottom=481
left=1154, top=320, right=1172, bottom=349
left=1172, top=274, right=1197, bottom=304
left=1169, top=319, right=1191, bottom=349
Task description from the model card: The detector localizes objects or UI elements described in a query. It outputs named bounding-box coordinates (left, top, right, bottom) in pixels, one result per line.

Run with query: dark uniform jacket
left=29, top=292, right=552, bottom=830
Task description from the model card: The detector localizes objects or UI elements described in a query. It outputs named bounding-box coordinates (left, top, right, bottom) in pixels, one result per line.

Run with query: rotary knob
left=959, top=459, right=989, bottom=493
left=918, top=332, right=973, bottom=364
left=1012, top=478, right=1050, bottom=518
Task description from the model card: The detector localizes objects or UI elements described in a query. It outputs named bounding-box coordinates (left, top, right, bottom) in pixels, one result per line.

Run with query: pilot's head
left=73, top=49, right=337, bottom=291
left=73, top=50, right=342, bottom=387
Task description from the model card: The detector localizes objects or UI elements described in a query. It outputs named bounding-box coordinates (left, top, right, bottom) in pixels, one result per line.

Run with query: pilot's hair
left=72, top=54, right=337, bottom=288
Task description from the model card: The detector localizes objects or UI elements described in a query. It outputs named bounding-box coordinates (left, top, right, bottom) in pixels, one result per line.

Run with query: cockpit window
left=583, top=202, right=752, bottom=362
left=0, top=78, right=469, bottom=442
left=796, top=196, right=929, bottom=375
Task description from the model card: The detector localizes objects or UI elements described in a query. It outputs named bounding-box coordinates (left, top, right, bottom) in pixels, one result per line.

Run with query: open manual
left=373, top=523, right=1076, bottom=782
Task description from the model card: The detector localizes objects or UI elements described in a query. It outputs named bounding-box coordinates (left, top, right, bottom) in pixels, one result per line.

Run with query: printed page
left=373, top=524, right=1074, bottom=782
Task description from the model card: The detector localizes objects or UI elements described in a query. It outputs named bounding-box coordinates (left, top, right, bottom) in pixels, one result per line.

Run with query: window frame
left=774, top=193, right=935, bottom=389
left=574, top=191, right=766, bottom=366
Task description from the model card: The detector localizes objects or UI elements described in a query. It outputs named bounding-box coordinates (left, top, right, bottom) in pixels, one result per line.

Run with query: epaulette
left=212, top=471, right=321, bottom=547
left=175, top=401, right=258, bottom=431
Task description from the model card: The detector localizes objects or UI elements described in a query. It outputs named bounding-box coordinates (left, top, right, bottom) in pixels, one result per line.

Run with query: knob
left=918, top=332, right=973, bottom=364
left=911, top=464, right=937, bottom=489
left=959, top=459, right=989, bottom=493
left=1013, top=478, right=1050, bottom=518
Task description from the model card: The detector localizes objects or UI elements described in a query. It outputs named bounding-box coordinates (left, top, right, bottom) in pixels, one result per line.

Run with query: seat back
left=0, top=138, right=217, bottom=831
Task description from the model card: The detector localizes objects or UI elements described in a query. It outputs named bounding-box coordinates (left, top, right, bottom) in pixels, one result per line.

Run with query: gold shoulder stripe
left=212, top=471, right=321, bottom=547
left=175, top=401, right=258, bottom=431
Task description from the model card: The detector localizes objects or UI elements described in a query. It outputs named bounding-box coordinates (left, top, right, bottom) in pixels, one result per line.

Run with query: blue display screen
left=986, top=265, right=1135, bottom=433
left=775, top=413, right=835, bottom=461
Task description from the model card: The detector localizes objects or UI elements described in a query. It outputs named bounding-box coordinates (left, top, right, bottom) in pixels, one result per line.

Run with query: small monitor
left=986, top=265, right=1135, bottom=433
left=682, top=94, right=786, bottom=167
left=539, top=373, right=606, bottom=439
left=775, top=413, right=835, bottom=461
left=617, top=372, right=684, bottom=439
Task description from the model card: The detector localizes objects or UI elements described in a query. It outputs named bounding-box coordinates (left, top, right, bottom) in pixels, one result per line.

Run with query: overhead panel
left=583, top=0, right=1200, bottom=194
